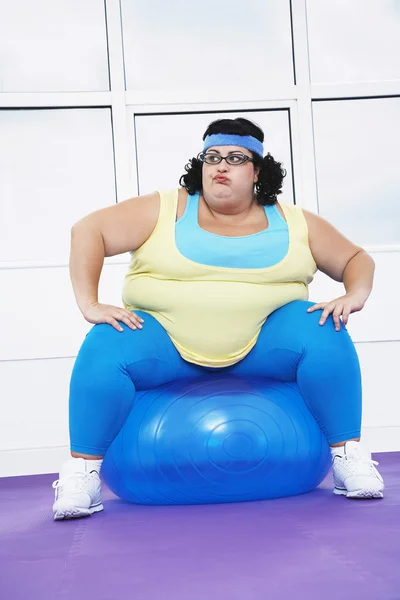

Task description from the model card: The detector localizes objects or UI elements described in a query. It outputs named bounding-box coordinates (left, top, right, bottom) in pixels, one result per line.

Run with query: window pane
left=312, top=98, right=400, bottom=245
left=135, top=111, right=294, bottom=204
left=0, top=109, right=116, bottom=263
left=122, top=0, right=293, bottom=91
left=307, top=0, right=400, bottom=84
left=0, top=0, right=109, bottom=92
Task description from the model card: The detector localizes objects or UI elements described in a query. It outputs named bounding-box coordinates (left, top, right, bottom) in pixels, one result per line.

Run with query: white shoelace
left=339, top=453, right=380, bottom=475
left=52, top=472, right=87, bottom=497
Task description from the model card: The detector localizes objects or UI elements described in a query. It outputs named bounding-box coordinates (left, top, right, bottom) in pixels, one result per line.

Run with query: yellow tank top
left=122, top=189, right=317, bottom=368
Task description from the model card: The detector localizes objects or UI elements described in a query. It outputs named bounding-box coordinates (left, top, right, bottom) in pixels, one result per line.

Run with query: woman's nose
left=217, top=159, right=228, bottom=172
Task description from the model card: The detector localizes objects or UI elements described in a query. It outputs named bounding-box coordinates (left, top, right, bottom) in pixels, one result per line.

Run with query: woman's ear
left=253, top=166, right=261, bottom=184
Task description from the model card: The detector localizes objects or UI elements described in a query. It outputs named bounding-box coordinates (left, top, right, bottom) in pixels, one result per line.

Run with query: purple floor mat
left=0, top=452, right=399, bottom=600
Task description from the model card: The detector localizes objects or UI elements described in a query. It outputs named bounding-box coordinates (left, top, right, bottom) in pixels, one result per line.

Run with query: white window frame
left=1, top=0, right=399, bottom=271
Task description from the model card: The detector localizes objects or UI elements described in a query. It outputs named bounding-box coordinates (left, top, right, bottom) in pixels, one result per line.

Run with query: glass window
left=0, top=358, right=71, bottom=448
left=0, top=108, right=116, bottom=263
left=134, top=110, right=294, bottom=204
left=307, top=0, right=400, bottom=84
left=312, top=97, right=400, bottom=246
left=0, top=0, right=109, bottom=92
left=122, top=0, right=294, bottom=91
left=357, top=341, right=400, bottom=429
left=309, top=252, right=400, bottom=342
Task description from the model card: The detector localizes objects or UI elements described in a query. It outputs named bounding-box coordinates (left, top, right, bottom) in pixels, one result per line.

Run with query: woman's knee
left=74, top=311, right=186, bottom=381
left=271, top=299, right=314, bottom=318
left=267, top=299, right=353, bottom=350
left=268, top=300, right=319, bottom=331
left=75, top=317, right=147, bottom=372
left=82, top=311, right=163, bottom=348
left=272, top=299, right=338, bottom=327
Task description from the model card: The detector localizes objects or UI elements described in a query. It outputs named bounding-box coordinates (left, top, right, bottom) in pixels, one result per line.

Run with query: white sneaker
left=331, top=441, right=384, bottom=499
left=52, top=457, right=103, bottom=520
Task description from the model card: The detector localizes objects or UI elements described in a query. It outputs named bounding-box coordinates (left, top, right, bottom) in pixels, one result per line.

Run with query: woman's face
left=201, top=145, right=260, bottom=205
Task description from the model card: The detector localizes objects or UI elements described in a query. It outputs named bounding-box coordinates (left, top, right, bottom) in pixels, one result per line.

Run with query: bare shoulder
left=301, top=208, right=350, bottom=242
left=301, top=208, right=363, bottom=281
left=301, top=207, right=322, bottom=233
left=74, top=191, right=161, bottom=257
left=301, top=207, right=360, bottom=249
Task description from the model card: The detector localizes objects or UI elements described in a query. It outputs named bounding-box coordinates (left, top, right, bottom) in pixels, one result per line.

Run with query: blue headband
left=203, top=134, right=264, bottom=157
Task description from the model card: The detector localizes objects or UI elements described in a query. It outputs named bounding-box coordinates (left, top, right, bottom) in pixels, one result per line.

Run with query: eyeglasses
left=198, top=152, right=254, bottom=166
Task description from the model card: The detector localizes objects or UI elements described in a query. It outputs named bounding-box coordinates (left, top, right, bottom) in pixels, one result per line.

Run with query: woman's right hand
left=82, top=302, right=144, bottom=332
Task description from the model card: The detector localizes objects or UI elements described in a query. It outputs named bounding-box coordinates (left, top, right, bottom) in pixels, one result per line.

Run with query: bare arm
left=303, top=208, right=375, bottom=328
left=342, top=250, right=375, bottom=299
left=69, top=221, right=104, bottom=314
left=303, top=208, right=375, bottom=295
left=69, top=191, right=160, bottom=325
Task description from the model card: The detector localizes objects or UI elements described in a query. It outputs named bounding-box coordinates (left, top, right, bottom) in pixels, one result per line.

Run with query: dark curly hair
left=179, top=117, right=286, bottom=206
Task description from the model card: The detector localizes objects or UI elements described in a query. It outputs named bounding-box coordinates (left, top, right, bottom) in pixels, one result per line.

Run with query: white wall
left=1, top=0, right=399, bottom=477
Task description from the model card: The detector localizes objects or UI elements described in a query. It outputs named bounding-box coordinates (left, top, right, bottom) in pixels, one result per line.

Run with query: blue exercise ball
left=101, top=376, right=331, bottom=505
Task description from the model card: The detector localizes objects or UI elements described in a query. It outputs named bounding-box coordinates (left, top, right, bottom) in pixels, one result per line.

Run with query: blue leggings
left=69, top=300, right=362, bottom=455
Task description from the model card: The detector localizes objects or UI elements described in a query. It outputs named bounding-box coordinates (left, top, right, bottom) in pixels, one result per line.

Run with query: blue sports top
left=175, top=192, right=289, bottom=268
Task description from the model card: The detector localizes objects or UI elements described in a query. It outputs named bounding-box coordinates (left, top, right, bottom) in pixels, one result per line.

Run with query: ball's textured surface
left=101, top=376, right=331, bottom=505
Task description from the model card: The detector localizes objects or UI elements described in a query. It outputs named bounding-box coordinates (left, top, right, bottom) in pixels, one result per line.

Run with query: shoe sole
left=333, top=488, right=383, bottom=499
left=53, top=502, right=104, bottom=520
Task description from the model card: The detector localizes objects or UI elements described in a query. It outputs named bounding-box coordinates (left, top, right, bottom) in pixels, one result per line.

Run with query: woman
left=52, top=118, right=384, bottom=520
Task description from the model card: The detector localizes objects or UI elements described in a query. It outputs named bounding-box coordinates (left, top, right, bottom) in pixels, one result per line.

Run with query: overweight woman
left=52, top=117, right=384, bottom=520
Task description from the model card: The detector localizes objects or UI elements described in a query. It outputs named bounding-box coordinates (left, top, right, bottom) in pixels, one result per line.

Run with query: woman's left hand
left=306, top=292, right=368, bottom=331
